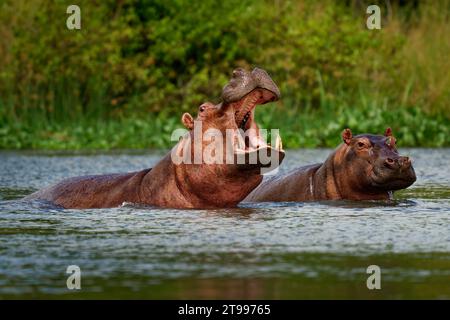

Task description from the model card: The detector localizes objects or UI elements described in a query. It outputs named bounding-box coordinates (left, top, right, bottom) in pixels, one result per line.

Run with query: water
left=0, top=149, right=449, bottom=299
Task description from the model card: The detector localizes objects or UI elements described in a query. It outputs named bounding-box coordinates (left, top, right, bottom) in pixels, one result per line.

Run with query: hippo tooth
left=275, top=134, right=281, bottom=150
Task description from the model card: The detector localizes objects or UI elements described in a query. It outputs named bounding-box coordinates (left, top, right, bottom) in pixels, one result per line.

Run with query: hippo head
left=173, top=68, right=285, bottom=207
left=340, top=128, right=416, bottom=195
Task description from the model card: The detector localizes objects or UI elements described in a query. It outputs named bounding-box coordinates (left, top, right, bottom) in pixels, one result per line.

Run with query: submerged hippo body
left=244, top=128, right=416, bottom=202
left=25, top=68, right=285, bottom=209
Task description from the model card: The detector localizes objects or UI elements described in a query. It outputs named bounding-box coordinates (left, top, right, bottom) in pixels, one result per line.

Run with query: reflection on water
left=0, top=149, right=449, bottom=299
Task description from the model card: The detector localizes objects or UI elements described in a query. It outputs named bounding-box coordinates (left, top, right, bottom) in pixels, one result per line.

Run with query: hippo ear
left=181, top=113, right=194, bottom=130
left=384, top=127, right=397, bottom=147
left=342, top=128, right=353, bottom=145
left=384, top=127, right=393, bottom=137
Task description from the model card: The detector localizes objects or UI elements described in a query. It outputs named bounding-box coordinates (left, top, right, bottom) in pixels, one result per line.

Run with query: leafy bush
left=0, top=0, right=448, bottom=149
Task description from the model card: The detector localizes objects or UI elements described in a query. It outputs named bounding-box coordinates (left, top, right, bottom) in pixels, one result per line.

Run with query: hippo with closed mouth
left=244, top=127, right=416, bottom=202
left=24, top=68, right=285, bottom=209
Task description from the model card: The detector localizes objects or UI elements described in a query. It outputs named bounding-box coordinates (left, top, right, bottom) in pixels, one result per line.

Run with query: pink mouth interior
left=230, top=89, right=279, bottom=152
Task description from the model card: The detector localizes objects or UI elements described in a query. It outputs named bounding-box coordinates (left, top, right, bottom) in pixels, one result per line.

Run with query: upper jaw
left=221, top=67, right=280, bottom=105
left=232, top=88, right=277, bottom=131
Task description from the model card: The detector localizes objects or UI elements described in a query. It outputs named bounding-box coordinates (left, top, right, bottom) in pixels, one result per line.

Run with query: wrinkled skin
left=244, top=128, right=416, bottom=202
left=25, top=68, right=284, bottom=209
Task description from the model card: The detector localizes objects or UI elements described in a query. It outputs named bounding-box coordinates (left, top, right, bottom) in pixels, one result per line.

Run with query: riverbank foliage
left=0, top=0, right=449, bottom=149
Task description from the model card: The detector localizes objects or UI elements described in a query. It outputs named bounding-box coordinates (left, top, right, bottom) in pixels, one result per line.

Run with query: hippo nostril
left=401, top=156, right=411, bottom=167
left=384, top=158, right=397, bottom=169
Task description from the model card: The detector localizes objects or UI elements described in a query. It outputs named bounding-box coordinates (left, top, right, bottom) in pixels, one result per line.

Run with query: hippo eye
left=199, top=106, right=206, bottom=113
left=357, top=141, right=365, bottom=148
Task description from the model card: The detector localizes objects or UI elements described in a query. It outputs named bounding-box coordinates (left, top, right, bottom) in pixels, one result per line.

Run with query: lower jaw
left=370, top=179, right=414, bottom=190
left=234, top=135, right=283, bottom=154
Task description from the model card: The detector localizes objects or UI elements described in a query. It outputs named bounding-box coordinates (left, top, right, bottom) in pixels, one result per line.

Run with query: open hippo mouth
left=230, top=88, right=282, bottom=153
left=220, top=68, right=285, bottom=170
left=233, top=88, right=277, bottom=131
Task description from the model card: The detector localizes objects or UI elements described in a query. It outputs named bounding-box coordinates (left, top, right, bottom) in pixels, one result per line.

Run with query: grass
left=258, top=85, right=450, bottom=148
left=1, top=85, right=448, bottom=150
left=0, top=1, right=449, bottom=150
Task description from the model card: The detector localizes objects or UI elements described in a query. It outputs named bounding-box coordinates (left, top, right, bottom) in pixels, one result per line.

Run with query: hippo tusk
left=275, top=134, right=283, bottom=151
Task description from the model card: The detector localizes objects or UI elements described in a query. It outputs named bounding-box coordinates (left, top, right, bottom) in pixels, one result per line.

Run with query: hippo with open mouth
left=244, top=127, right=416, bottom=202
left=24, top=68, right=285, bottom=209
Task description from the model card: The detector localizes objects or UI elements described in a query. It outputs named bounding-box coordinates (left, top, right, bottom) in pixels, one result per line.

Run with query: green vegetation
left=0, top=0, right=449, bottom=149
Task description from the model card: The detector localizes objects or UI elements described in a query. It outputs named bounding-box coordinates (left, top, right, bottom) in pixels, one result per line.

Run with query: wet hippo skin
left=24, top=68, right=285, bottom=209
left=244, top=128, right=416, bottom=202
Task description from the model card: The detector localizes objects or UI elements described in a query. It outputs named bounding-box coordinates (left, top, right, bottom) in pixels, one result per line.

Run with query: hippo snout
left=371, top=152, right=416, bottom=190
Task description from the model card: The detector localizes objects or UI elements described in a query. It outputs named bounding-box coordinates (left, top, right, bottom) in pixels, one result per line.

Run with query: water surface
left=0, top=149, right=449, bottom=299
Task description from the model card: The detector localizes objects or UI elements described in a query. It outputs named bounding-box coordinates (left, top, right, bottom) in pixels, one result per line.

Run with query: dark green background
left=0, top=0, right=449, bottom=149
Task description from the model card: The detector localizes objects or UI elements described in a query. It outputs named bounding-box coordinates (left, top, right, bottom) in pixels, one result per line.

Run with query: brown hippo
left=25, top=68, right=285, bottom=209
left=244, top=128, right=416, bottom=202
